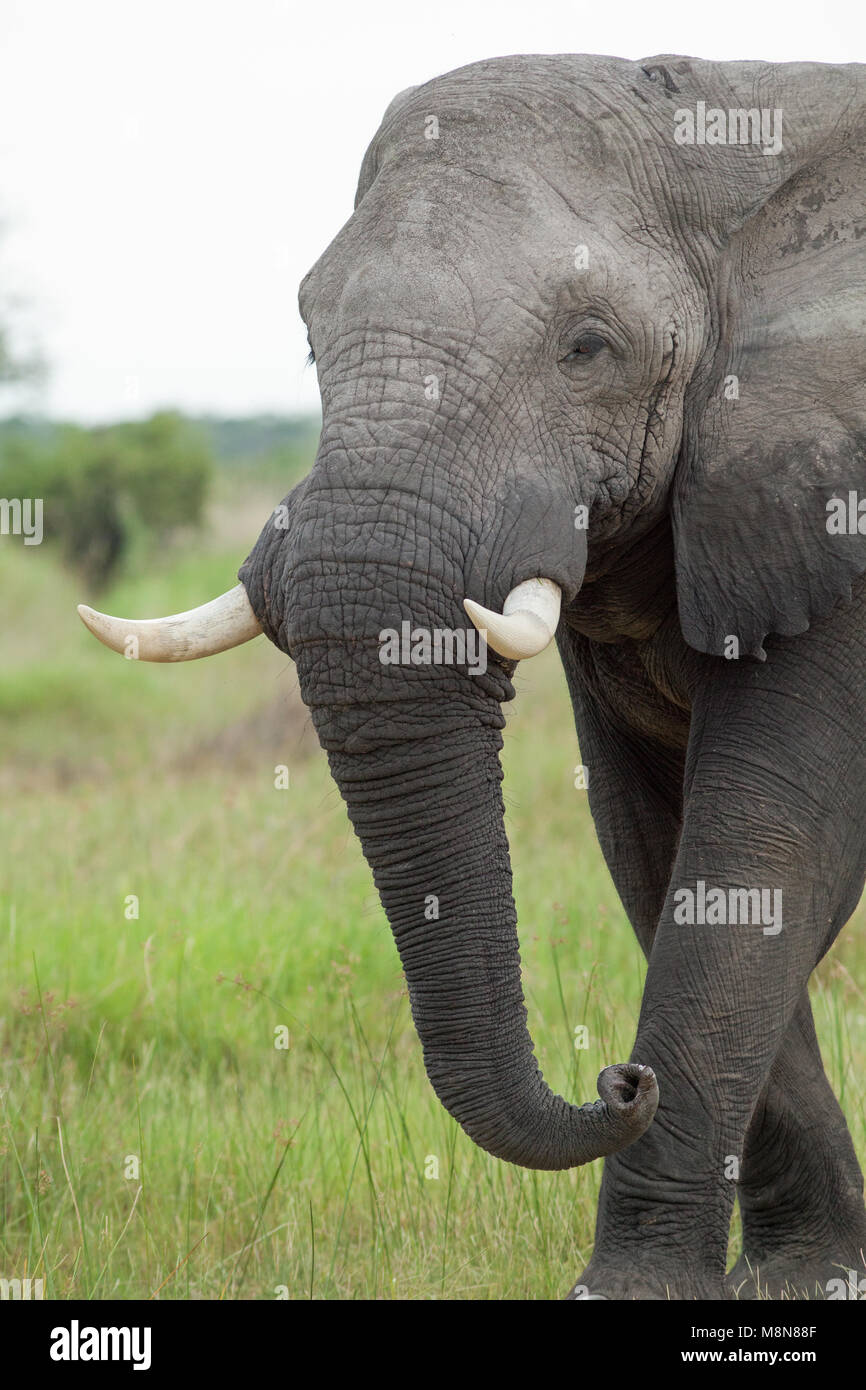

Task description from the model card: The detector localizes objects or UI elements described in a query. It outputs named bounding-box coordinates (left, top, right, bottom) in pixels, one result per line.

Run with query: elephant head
left=78, top=54, right=866, bottom=1169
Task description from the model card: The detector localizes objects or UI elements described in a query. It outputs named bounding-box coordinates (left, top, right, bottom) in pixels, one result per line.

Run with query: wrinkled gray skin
left=239, top=54, right=866, bottom=1299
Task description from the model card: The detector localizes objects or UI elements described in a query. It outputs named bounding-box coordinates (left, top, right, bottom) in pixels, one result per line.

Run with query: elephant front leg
left=578, top=981, right=866, bottom=1301
left=572, top=894, right=802, bottom=1299
left=571, top=1007, right=762, bottom=1300
left=726, top=991, right=866, bottom=1300
left=573, top=724, right=865, bottom=1295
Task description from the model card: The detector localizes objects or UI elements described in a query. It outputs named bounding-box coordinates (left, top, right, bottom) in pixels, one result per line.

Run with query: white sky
left=0, top=0, right=862, bottom=422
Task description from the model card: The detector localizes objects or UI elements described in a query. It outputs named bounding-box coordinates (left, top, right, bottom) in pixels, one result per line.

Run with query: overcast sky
left=0, top=0, right=861, bottom=421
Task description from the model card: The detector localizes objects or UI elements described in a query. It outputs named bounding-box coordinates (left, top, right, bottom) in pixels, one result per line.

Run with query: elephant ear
left=669, top=60, right=866, bottom=658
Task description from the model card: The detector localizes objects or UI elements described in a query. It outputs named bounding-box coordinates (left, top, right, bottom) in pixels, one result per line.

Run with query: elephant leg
left=569, top=624, right=866, bottom=1300
left=569, top=686, right=866, bottom=1299
left=727, top=990, right=866, bottom=1300
left=557, top=630, right=687, bottom=957
left=562, top=630, right=866, bottom=1299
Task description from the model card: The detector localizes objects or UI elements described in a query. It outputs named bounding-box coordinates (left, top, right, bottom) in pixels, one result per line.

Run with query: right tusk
left=77, top=583, right=263, bottom=662
left=463, top=577, right=562, bottom=661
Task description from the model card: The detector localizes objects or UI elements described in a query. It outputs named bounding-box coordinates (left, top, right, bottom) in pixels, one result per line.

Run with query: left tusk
left=463, top=577, right=562, bottom=661
left=77, top=583, right=263, bottom=662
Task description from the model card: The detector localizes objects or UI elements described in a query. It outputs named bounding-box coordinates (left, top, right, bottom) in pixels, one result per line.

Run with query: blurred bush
left=0, top=411, right=213, bottom=589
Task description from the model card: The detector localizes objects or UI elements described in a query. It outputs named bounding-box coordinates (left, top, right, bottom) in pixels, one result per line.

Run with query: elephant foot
left=568, top=1262, right=724, bottom=1301
left=726, top=1249, right=866, bottom=1300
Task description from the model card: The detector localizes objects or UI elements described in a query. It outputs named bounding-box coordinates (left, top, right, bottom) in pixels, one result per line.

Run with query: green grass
left=1, top=506, right=864, bottom=1299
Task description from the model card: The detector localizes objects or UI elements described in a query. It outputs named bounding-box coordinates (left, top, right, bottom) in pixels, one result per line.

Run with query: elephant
left=78, top=52, right=866, bottom=1301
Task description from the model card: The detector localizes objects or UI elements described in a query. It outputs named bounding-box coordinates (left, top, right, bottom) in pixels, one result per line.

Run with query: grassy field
left=1, top=471, right=865, bottom=1300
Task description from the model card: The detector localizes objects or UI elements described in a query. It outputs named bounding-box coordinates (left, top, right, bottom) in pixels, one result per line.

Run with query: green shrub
left=0, top=411, right=213, bottom=588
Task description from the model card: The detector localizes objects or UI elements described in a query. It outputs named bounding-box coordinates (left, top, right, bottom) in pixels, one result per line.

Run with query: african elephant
left=79, top=53, right=866, bottom=1301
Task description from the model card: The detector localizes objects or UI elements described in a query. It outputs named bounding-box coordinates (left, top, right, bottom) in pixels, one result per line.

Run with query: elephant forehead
left=309, top=157, right=670, bottom=334
left=374, top=53, right=653, bottom=172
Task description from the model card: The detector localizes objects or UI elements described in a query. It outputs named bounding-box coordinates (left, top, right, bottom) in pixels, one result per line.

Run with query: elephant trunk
left=238, top=453, right=658, bottom=1170
left=301, top=673, right=657, bottom=1171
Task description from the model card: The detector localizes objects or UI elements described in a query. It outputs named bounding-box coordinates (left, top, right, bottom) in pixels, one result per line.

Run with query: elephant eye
left=562, top=333, right=607, bottom=363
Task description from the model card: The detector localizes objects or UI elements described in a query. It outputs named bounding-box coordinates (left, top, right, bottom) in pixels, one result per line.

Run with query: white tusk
left=77, top=583, right=263, bottom=662
left=463, top=577, right=562, bottom=661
